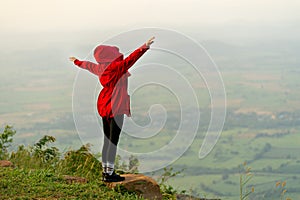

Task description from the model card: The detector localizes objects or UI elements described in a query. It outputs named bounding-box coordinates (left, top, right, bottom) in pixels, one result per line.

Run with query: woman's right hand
left=69, top=57, right=77, bottom=62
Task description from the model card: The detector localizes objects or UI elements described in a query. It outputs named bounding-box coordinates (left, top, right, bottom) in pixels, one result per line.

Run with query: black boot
left=102, top=171, right=125, bottom=182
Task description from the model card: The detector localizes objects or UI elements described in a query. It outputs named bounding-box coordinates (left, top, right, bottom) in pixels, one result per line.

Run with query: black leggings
left=102, top=115, right=124, bottom=164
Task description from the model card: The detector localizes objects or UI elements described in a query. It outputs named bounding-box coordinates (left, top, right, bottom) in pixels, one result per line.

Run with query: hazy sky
left=0, top=0, right=300, bottom=52
left=1, top=0, right=300, bottom=33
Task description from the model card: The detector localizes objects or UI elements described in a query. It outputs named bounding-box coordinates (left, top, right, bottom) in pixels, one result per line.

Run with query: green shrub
left=56, top=144, right=102, bottom=180
left=0, top=125, right=16, bottom=159
left=156, top=167, right=184, bottom=200
left=10, top=135, right=60, bottom=169
left=33, top=135, right=60, bottom=164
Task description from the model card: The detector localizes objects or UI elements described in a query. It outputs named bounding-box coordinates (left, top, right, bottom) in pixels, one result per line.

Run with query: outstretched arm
left=69, top=57, right=101, bottom=75
left=100, top=37, right=155, bottom=86
left=146, top=36, right=155, bottom=47
left=112, top=36, right=155, bottom=74
left=122, top=36, right=155, bottom=71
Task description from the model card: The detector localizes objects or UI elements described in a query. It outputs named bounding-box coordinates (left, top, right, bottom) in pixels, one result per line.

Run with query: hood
left=94, top=45, right=124, bottom=64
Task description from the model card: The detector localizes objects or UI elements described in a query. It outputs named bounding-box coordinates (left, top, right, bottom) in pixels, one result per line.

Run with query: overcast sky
left=1, top=0, right=300, bottom=32
left=0, top=0, right=300, bottom=51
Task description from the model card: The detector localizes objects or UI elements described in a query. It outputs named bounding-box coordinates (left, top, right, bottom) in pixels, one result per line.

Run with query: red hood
left=94, top=45, right=124, bottom=64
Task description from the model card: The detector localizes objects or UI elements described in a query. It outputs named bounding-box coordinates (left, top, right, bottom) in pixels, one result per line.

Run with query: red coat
left=74, top=44, right=149, bottom=118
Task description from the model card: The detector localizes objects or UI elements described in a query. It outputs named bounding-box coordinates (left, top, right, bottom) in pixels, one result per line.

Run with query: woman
left=69, top=36, right=155, bottom=182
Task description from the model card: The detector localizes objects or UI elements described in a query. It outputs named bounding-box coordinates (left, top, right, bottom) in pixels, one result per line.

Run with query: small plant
left=33, top=135, right=60, bottom=164
left=10, top=135, right=60, bottom=169
left=128, top=155, right=139, bottom=174
left=115, top=154, right=128, bottom=173
left=114, top=154, right=140, bottom=174
left=10, top=144, right=33, bottom=168
left=239, top=162, right=254, bottom=200
left=56, top=144, right=102, bottom=180
left=0, top=125, right=16, bottom=159
left=275, top=181, right=292, bottom=200
left=156, top=167, right=184, bottom=200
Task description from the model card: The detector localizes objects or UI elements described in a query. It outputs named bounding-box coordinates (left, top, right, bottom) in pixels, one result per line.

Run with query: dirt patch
left=24, top=103, right=51, bottom=111
left=0, top=111, right=57, bottom=127
left=242, top=73, right=281, bottom=81
left=234, top=108, right=274, bottom=116
left=226, top=98, right=243, bottom=107
left=17, top=132, right=35, bottom=138
left=238, top=81, right=285, bottom=93
left=236, top=132, right=257, bottom=139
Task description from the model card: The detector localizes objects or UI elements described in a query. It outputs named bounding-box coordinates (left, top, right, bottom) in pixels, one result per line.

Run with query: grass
left=0, top=167, right=141, bottom=200
left=0, top=133, right=144, bottom=200
left=0, top=131, right=185, bottom=200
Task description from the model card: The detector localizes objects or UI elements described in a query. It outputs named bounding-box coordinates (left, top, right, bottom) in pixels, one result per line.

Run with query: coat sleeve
left=120, top=43, right=149, bottom=73
left=74, top=59, right=102, bottom=76
left=105, top=44, right=149, bottom=75
left=100, top=44, right=149, bottom=87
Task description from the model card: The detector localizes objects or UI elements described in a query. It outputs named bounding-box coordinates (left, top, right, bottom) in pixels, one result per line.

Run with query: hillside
left=1, top=40, right=300, bottom=199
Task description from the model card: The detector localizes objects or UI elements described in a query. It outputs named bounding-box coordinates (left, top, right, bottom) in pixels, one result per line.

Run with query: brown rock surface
left=0, top=160, right=14, bottom=168
left=63, top=175, right=88, bottom=184
left=105, top=174, right=162, bottom=200
left=176, top=194, right=221, bottom=200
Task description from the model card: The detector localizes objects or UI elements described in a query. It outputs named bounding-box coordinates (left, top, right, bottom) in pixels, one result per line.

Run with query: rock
left=0, top=160, right=14, bottom=168
left=63, top=175, right=88, bottom=184
left=176, top=194, right=221, bottom=200
left=105, top=174, right=162, bottom=200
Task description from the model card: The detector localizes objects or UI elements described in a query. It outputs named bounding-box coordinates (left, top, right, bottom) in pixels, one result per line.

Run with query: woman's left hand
left=146, top=36, right=155, bottom=47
